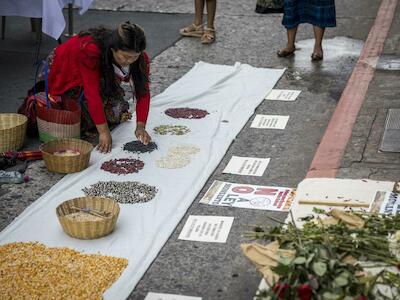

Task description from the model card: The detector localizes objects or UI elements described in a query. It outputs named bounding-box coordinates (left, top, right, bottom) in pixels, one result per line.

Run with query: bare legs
left=278, top=25, right=326, bottom=60
left=206, top=0, right=217, bottom=29
left=312, top=26, right=325, bottom=58
left=180, top=0, right=216, bottom=43
left=277, top=27, right=297, bottom=57
left=194, top=0, right=205, bottom=26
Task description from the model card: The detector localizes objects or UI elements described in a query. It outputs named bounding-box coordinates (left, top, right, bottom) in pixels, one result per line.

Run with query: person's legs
left=194, top=0, right=206, bottom=26
left=201, top=0, right=216, bottom=44
left=312, top=26, right=325, bottom=60
left=205, top=0, right=216, bottom=29
left=180, top=0, right=205, bottom=37
left=277, top=26, right=298, bottom=57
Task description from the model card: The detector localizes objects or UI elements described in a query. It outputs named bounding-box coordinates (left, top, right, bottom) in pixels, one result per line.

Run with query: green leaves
left=312, top=261, right=327, bottom=277
left=292, top=256, right=306, bottom=265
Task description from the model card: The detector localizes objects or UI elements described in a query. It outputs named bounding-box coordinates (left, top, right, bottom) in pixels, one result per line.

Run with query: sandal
left=201, top=27, right=215, bottom=44
left=311, top=52, right=323, bottom=61
left=179, top=23, right=203, bottom=37
left=277, top=48, right=296, bottom=57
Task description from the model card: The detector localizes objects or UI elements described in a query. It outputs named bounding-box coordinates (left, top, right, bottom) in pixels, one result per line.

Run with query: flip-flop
left=311, top=52, right=323, bottom=61
left=277, top=48, right=296, bottom=58
left=179, top=24, right=203, bottom=37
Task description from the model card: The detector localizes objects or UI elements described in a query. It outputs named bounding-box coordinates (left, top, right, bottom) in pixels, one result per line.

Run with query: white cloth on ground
left=0, top=61, right=285, bottom=299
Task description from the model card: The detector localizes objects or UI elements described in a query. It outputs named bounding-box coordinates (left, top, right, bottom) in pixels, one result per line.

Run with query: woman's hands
left=96, top=123, right=112, bottom=153
left=135, top=122, right=151, bottom=145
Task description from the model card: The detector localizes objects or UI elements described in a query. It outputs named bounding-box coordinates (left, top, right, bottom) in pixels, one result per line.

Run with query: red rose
left=273, top=283, right=290, bottom=299
left=297, top=284, right=312, bottom=300
left=359, top=296, right=367, bottom=300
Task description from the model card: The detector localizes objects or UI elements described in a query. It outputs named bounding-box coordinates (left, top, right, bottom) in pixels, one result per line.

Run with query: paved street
left=0, top=0, right=399, bottom=299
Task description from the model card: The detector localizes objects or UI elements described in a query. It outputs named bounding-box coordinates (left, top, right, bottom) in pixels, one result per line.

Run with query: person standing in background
left=179, top=0, right=217, bottom=44
left=277, top=0, right=336, bottom=61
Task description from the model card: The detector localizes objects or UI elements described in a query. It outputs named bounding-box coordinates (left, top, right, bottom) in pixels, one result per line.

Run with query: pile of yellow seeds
left=0, top=242, right=128, bottom=299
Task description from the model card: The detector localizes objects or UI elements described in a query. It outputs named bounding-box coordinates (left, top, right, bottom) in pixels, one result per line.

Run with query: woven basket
left=40, top=138, right=93, bottom=173
left=56, top=197, right=120, bottom=239
left=0, top=113, right=27, bottom=152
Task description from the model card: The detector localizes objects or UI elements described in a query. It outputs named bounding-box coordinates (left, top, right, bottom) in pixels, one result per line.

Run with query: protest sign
left=178, top=215, right=234, bottom=243
left=265, top=89, right=301, bottom=101
left=200, top=180, right=294, bottom=211
left=223, top=156, right=270, bottom=176
left=251, top=115, right=289, bottom=129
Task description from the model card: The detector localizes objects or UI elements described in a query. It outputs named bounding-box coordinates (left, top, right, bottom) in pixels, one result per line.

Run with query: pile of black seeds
left=83, top=181, right=158, bottom=204
left=123, top=141, right=158, bottom=154
left=165, top=107, right=209, bottom=119
left=101, top=158, right=145, bottom=175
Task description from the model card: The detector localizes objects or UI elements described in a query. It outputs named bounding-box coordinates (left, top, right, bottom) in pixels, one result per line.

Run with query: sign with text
left=223, top=156, right=270, bottom=177
left=265, top=89, right=301, bottom=101
left=251, top=114, right=289, bottom=129
left=144, top=293, right=202, bottom=300
left=379, top=192, right=400, bottom=215
left=178, top=215, right=234, bottom=243
left=200, top=180, right=294, bottom=211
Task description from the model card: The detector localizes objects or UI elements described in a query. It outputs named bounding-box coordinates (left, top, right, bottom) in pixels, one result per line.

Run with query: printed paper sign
left=223, top=156, right=270, bottom=177
left=144, top=292, right=202, bottom=300
left=178, top=215, right=234, bottom=243
left=379, top=192, right=400, bottom=215
left=251, top=115, right=289, bottom=129
left=200, top=180, right=294, bottom=211
left=265, top=89, right=301, bottom=101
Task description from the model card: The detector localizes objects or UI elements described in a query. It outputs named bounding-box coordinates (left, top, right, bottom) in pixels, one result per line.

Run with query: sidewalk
left=0, top=0, right=399, bottom=299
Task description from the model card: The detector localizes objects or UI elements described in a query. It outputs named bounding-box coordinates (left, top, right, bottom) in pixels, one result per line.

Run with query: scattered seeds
left=156, top=155, right=191, bottom=169
left=168, top=145, right=200, bottom=156
left=0, top=242, right=128, bottom=299
left=83, top=181, right=158, bottom=204
left=101, top=158, right=144, bottom=175
left=154, top=124, right=191, bottom=135
left=165, top=107, right=209, bottom=119
left=123, top=141, right=158, bottom=154
left=156, top=144, right=200, bottom=169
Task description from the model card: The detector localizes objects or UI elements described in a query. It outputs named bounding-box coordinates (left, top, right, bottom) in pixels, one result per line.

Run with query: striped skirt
left=282, top=0, right=336, bottom=29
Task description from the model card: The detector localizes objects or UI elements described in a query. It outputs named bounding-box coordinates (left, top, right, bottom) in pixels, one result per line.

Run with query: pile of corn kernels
left=0, top=242, right=128, bottom=299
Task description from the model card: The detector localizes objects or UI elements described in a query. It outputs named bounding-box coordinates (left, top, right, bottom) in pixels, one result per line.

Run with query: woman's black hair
left=79, top=22, right=149, bottom=99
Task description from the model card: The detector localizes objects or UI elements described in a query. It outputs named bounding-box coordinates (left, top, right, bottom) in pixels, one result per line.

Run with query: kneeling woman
left=47, top=22, right=151, bottom=153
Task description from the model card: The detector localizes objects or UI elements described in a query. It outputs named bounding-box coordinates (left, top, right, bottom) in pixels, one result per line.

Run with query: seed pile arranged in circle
left=156, top=144, right=200, bottom=169
left=83, top=181, right=158, bottom=204
left=101, top=158, right=145, bottom=175
left=153, top=125, right=191, bottom=136
left=123, top=141, right=158, bottom=154
left=165, top=107, right=209, bottom=119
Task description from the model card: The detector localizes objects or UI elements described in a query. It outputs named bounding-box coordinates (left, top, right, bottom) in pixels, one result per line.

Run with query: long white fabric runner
left=0, top=62, right=284, bottom=299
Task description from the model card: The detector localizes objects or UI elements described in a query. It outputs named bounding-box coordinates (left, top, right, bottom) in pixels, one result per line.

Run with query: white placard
left=223, top=156, right=270, bottom=177
left=178, top=215, right=234, bottom=243
left=265, top=89, right=301, bottom=101
left=200, top=180, right=294, bottom=211
left=379, top=192, right=400, bottom=215
left=144, top=292, right=202, bottom=300
left=250, top=114, right=289, bottom=129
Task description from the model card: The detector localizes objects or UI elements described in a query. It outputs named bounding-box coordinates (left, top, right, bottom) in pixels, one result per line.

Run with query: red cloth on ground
left=48, top=35, right=151, bottom=125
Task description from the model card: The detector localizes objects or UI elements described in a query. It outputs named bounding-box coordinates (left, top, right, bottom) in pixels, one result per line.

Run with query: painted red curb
left=306, top=0, right=399, bottom=178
